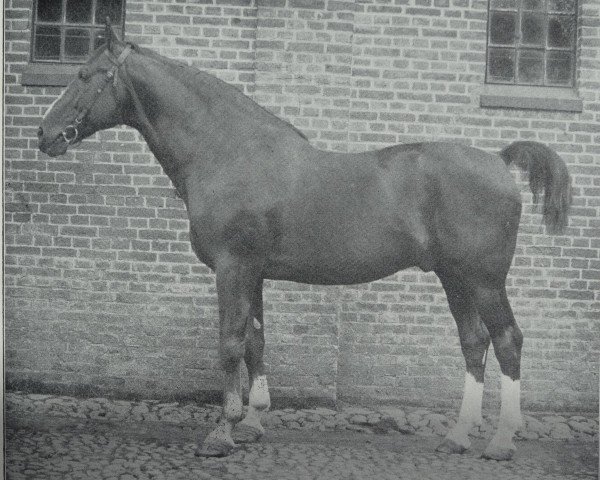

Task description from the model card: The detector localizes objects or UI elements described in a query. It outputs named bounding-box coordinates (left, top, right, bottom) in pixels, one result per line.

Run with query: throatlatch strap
left=118, top=55, right=170, bottom=165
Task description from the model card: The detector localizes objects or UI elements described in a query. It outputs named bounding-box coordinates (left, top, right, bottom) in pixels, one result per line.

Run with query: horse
left=38, top=22, right=571, bottom=461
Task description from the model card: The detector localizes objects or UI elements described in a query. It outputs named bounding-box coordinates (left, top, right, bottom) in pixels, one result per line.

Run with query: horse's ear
left=104, top=17, right=123, bottom=51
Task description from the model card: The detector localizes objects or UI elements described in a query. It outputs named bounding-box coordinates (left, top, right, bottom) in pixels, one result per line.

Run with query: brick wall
left=5, top=0, right=599, bottom=412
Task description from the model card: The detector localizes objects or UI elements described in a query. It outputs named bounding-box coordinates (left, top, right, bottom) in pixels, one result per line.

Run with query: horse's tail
left=499, top=141, right=571, bottom=234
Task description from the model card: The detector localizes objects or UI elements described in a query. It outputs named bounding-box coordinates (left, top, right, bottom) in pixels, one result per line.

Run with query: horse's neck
left=123, top=54, right=219, bottom=182
left=123, top=51, right=306, bottom=191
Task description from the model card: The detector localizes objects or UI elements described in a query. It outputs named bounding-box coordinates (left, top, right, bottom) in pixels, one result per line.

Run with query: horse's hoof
left=232, top=423, right=264, bottom=443
left=195, top=440, right=237, bottom=458
left=436, top=438, right=468, bottom=455
left=481, top=445, right=516, bottom=461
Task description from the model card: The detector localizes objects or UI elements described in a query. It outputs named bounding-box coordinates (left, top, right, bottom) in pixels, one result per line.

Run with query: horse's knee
left=493, top=325, right=522, bottom=355
left=492, top=325, right=523, bottom=379
left=459, top=327, right=490, bottom=382
left=461, top=328, right=490, bottom=360
left=511, top=325, right=523, bottom=352
left=220, top=338, right=245, bottom=372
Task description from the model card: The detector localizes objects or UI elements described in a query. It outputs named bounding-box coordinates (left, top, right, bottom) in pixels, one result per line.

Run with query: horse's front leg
left=196, top=254, right=260, bottom=457
left=233, top=280, right=271, bottom=443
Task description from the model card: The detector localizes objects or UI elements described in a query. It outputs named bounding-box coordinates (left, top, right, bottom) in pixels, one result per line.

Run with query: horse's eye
left=78, top=68, right=91, bottom=82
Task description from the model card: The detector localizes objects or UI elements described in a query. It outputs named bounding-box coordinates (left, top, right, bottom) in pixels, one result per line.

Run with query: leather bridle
left=61, top=44, right=133, bottom=145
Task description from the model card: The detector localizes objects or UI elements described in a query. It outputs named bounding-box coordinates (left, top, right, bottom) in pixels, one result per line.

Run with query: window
left=32, top=0, right=124, bottom=63
left=486, top=0, right=577, bottom=87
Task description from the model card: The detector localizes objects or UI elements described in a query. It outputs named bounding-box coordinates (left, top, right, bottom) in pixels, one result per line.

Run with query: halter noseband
left=61, top=44, right=132, bottom=145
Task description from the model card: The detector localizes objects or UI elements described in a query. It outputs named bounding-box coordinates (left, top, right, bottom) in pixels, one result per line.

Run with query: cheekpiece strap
left=105, top=44, right=133, bottom=67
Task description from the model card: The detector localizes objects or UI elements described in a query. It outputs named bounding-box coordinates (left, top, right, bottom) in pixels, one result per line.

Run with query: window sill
left=21, top=63, right=79, bottom=87
left=480, top=84, right=583, bottom=113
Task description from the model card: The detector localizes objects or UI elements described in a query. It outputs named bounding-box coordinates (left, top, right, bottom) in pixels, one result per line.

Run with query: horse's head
left=38, top=21, right=131, bottom=157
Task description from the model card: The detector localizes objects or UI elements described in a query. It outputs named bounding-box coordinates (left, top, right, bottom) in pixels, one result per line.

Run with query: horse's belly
left=265, top=258, right=412, bottom=285
left=264, top=231, right=427, bottom=285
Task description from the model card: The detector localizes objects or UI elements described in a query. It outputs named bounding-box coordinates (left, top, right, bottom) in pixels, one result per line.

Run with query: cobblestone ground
left=6, top=393, right=598, bottom=480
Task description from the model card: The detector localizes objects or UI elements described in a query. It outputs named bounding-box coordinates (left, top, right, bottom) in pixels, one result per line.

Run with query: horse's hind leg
left=232, top=280, right=271, bottom=443
left=196, top=254, right=261, bottom=457
left=471, top=283, right=523, bottom=461
left=435, top=269, right=491, bottom=454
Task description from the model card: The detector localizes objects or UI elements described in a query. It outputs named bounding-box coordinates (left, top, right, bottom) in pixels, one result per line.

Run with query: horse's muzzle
left=38, top=126, right=69, bottom=157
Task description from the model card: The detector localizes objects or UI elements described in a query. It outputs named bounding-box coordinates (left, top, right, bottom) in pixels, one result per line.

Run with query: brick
left=287, top=42, right=324, bottom=53
left=139, top=230, right=178, bottom=241
left=405, top=7, right=441, bottom=16
left=290, top=0, right=325, bottom=8
left=155, top=15, right=190, bottom=25
left=60, top=226, right=98, bottom=237
left=3, top=0, right=598, bottom=413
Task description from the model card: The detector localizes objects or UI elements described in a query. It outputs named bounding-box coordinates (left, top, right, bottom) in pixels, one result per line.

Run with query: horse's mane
left=128, top=43, right=309, bottom=142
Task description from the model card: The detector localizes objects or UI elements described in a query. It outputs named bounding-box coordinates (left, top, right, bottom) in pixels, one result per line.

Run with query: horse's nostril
left=37, top=126, right=44, bottom=138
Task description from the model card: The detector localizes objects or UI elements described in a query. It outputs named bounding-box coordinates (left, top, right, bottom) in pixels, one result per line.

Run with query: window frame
left=485, top=0, right=578, bottom=88
left=22, top=0, right=126, bottom=86
left=481, top=0, right=582, bottom=112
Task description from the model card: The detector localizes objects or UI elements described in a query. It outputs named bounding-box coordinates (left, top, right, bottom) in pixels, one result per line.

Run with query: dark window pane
left=548, top=0, right=576, bottom=12
left=490, top=0, right=517, bottom=9
left=65, top=28, right=91, bottom=61
left=66, top=0, right=92, bottom=23
left=490, top=11, right=516, bottom=45
left=522, top=0, right=545, bottom=10
left=521, top=13, right=545, bottom=46
left=34, top=25, right=61, bottom=60
left=95, top=0, right=123, bottom=25
left=517, top=49, right=545, bottom=84
left=37, top=0, right=63, bottom=22
left=488, top=48, right=515, bottom=83
left=546, top=51, right=573, bottom=85
left=548, top=15, right=576, bottom=48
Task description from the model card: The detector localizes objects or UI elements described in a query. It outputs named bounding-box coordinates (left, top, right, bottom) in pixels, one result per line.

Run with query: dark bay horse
left=38, top=24, right=571, bottom=461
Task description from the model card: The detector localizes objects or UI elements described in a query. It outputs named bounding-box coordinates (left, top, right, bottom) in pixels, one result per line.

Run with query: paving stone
left=366, top=414, right=382, bottom=425
left=518, top=430, right=540, bottom=440
left=281, top=413, right=300, bottom=422
left=313, top=407, right=337, bottom=416
left=542, top=415, right=567, bottom=424
left=524, top=416, right=551, bottom=436
left=397, top=424, right=416, bottom=435
left=568, top=420, right=595, bottom=435
left=28, top=394, right=53, bottom=401
left=349, top=414, right=368, bottom=425
left=425, top=413, right=447, bottom=424
left=343, top=407, right=373, bottom=416
left=550, top=422, right=573, bottom=440
left=407, top=412, right=422, bottom=427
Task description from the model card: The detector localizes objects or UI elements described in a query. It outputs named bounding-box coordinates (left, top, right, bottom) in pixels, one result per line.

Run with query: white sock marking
left=498, top=375, right=522, bottom=432
left=486, top=375, right=522, bottom=452
left=458, top=372, right=483, bottom=425
left=241, top=375, right=270, bottom=431
left=446, top=372, right=484, bottom=447
left=249, top=375, right=270, bottom=411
